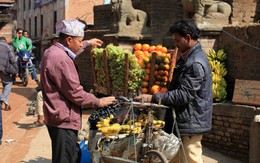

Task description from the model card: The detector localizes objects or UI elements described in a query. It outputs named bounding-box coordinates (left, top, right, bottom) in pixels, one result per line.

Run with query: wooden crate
left=146, top=48, right=178, bottom=94
left=232, top=79, right=260, bottom=106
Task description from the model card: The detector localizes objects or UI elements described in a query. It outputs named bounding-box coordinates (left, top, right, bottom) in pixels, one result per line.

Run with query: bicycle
left=92, top=98, right=181, bottom=163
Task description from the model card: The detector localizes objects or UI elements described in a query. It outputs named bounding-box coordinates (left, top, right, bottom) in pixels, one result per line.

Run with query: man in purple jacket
left=40, top=19, right=115, bottom=163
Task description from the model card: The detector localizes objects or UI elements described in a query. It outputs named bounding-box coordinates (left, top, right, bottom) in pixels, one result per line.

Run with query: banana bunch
left=120, top=122, right=142, bottom=134
left=216, top=49, right=228, bottom=61
left=96, top=114, right=122, bottom=137
left=207, top=49, right=227, bottom=62
left=207, top=49, right=217, bottom=61
left=207, top=49, right=228, bottom=102
left=153, top=120, right=165, bottom=129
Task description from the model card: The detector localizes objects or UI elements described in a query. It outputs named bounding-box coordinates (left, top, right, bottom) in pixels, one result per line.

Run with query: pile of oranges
left=133, top=43, right=172, bottom=94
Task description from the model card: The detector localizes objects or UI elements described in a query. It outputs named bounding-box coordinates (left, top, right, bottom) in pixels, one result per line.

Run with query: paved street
left=0, top=76, right=243, bottom=163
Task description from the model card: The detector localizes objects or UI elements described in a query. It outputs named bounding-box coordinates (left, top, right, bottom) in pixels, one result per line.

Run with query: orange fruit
left=145, top=68, right=150, bottom=74
left=142, top=44, right=150, bottom=51
left=154, top=64, right=159, bottom=70
left=164, top=71, right=169, bottom=77
left=163, top=57, right=170, bottom=64
left=166, top=53, right=171, bottom=59
left=164, top=64, right=170, bottom=70
left=160, top=47, right=168, bottom=53
left=158, top=70, right=164, bottom=76
left=143, top=51, right=150, bottom=57
left=160, top=87, right=168, bottom=93
left=141, top=88, right=148, bottom=94
left=134, top=43, right=142, bottom=51
left=154, top=70, right=158, bottom=76
left=143, top=75, right=150, bottom=81
left=142, top=81, right=149, bottom=88
left=151, top=85, right=161, bottom=94
left=143, top=56, right=150, bottom=63
left=155, top=75, right=162, bottom=81
left=146, top=63, right=151, bottom=69
left=134, top=50, right=144, bottom=59
left=148, top=46, right=156, bottom=53
left=155, top=45, right=162, bottom=51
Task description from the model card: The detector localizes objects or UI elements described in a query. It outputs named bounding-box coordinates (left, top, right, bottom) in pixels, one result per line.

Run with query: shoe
left=3, top=104, right=11, bottom=111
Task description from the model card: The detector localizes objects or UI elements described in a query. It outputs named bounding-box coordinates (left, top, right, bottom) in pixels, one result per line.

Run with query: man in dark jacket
left=135, top=19, right=213, bottom=163
left=0, top=36, right=18, bottom=145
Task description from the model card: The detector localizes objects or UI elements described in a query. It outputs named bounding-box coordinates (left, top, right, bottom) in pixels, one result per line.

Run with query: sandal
left=28, top=122, right=45, bottom=128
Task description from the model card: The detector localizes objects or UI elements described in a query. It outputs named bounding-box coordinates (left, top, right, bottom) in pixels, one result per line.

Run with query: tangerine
left=151, top=85, right=161, bottom=94
left=155, top=45, right=162, bottom=51
left=142, top=81, right=149, bottom=88
left=164, top=64, right=170, bottom=70
left=143, top=56, right=150, bottom=63
left=148, top=45, right=156, bottom=53
left=145, top=68, right=150, bottom=74
left=134, top=43, right=142, bottom=51
left=142, top=44, right=150, bottom=51
left=160, top=47, right=168, bottom=53
left=143, top=75, right=150, bottom=81
left=141, top=88, right=148, bottom=94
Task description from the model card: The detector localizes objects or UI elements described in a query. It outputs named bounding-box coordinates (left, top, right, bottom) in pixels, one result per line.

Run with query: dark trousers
left=46, top=125, right=81, bottom=163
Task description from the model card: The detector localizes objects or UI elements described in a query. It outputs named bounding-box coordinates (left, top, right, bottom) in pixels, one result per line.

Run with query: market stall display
left=90, top=99, right=181, bottom=163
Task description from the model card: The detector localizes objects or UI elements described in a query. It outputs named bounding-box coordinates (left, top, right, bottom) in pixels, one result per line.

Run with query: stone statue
left=181, top=0, right=231, bottom=29
left=111, top=0, right=148, bottom=37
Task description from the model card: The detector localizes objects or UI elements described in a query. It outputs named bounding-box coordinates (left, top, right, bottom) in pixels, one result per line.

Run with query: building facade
left=16, top=0, right=104, bottom=40
left=15, top=0, right=104, bottom=61
left=0, top=0, right=15, bottom=43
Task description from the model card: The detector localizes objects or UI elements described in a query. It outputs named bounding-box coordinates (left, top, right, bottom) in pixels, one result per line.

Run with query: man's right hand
left=98, top=96, right=117, bottom=107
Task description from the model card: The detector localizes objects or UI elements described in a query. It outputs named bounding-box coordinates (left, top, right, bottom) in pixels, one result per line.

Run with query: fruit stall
left=91, top=43, right=178, bottom=97
left=87, top=43, right=180, bottom=162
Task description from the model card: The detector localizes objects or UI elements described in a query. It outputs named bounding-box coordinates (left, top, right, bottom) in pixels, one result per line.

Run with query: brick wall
left=202, top=103, right=260, bottom=162
left=218, top=25, right=260, bottom=100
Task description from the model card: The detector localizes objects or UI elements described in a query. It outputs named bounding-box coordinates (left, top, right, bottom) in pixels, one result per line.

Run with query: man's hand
left=98, top=96, right=116, bottom=107
left=134, top=94, right=153, bottom=103
left=88, top=38, right=103, bottom=47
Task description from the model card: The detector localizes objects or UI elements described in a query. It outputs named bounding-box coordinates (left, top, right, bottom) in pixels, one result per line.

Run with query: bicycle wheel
left=142, top=150, right=168, bottom=163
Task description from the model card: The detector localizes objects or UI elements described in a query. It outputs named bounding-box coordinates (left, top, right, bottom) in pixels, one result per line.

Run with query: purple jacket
left=40, top=43, right=100, bottom=130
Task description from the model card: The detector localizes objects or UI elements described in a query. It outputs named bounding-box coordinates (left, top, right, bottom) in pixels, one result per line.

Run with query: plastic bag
left=152, top=130, right=181, bottom=160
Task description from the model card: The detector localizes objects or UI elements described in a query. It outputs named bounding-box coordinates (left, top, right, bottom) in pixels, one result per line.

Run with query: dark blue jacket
left=152, top=43, right=213, bottom=135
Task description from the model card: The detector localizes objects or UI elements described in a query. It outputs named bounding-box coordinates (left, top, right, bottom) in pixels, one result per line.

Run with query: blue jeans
left=0, top=71, right=12, bottom=145
left=0, top=71, right=13, bottom=106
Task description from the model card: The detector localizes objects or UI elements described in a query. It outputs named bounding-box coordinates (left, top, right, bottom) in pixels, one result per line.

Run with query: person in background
left=135, top=19, right=213, bottom=163
left=22, top=30, right=32, bottom=43
left=40, top=19, right=115, bottom=163
left=0, top=36, right=18, bottom=144
left=13, top=28, right=39, bottom=85
left=12, top=28, right=32, bottom=53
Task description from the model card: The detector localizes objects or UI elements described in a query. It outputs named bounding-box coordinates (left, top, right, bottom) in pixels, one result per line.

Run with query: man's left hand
left=88, top=38, right=103, bottom=47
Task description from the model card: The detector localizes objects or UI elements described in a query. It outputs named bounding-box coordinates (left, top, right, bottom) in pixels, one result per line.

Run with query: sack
left=152, top=130, right=181, bottom=160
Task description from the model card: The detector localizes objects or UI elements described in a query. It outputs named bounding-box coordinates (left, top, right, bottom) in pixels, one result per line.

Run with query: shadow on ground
left=13, top=122, right=43, bottom=130
left=11, top=87, right=36, bottom=101
left=20, top=157, right=51, bottom=163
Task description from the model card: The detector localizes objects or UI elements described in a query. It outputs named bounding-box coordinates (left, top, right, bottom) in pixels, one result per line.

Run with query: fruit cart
left=90, top=99, right=181, bottom=163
